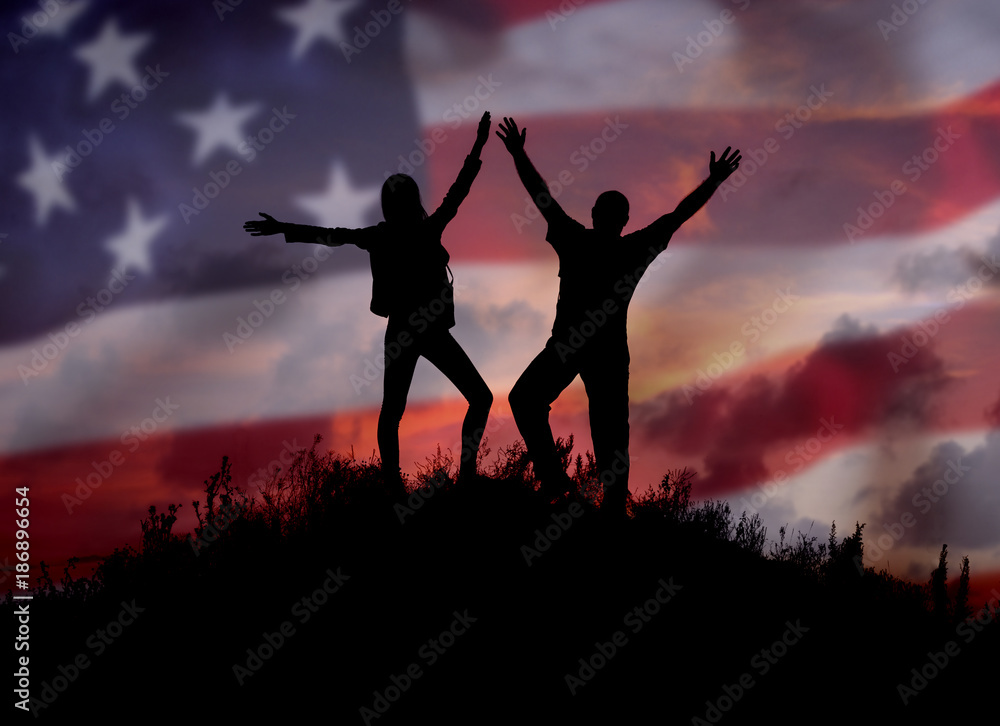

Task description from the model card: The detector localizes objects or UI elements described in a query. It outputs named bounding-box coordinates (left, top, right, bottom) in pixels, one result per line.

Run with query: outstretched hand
left=496, top=116, right=526, bottom=155
left=475, top=111, right=491, bottom=148
left=243, top=212, right=284, bottom=236
left=709, top=147, right=741, bottom=183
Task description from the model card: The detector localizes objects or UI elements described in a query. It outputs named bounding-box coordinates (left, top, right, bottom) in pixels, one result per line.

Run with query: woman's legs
left=419, top=330, right=493, bottom=481
left=378, top=327, right=421, bottom=491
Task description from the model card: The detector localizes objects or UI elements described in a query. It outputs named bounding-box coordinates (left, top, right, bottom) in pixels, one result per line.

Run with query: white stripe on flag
left=402, top=0, right=1000, bottom=126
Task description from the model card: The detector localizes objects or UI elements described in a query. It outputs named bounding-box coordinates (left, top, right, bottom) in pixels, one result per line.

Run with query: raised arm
left=635, top=147, right=741, bottom=256
left=496, top=117, right=568, bottom=225
left=431, top=112, right=490, bottom=227
left=470, top=110, right=490, bottom=160
left=243, top=212, right=371, bottom=247
left=671, top=146, right=741, bottom=225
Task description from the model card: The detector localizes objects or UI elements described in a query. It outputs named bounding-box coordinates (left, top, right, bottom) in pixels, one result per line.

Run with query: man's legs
left=581, top=353, right=630, bottom=520
left=508, top=344, right=580, bottom=495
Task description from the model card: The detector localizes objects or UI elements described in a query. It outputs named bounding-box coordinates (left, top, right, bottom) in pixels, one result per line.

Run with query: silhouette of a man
left=496, top=117, right=740, bottom=521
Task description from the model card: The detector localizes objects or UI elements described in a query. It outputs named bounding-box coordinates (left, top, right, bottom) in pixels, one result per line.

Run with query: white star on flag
left=294, top=160, right=381, bottom=228
left=175, top=92, right=262, bottom=166
left=276, top=0, right=360, bottom=61
left=17, top=135, right=76, bottom=226
left=73, top=17, right=152, bottom=101
left=103, top=197, right=169, bottom=275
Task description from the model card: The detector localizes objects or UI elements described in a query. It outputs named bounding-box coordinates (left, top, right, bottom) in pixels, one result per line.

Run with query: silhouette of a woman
left=244, top=112, right=493, bottom=492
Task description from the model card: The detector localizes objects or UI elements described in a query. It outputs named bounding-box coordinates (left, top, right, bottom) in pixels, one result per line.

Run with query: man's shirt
left=544, top=211, right=679, bottom=358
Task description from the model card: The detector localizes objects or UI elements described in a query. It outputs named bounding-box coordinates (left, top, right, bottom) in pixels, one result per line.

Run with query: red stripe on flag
left=424, top=83, right=1000, bottom=261
left=417, top=0, right=619, bottom=29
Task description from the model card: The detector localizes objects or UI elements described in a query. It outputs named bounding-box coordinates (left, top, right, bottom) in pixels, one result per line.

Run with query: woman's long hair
left=382, top=174, right=428, bottom=224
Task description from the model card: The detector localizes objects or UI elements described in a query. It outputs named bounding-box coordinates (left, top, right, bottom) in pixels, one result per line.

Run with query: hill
left=6, top=436, right=997, bottom=723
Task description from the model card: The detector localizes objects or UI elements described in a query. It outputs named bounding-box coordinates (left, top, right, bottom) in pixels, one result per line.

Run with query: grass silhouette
left=6, top=435, right=997, bottom=722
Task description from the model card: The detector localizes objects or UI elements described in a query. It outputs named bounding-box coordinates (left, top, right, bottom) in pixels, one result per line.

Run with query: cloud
left=891, top=227, right=1000, bottom=294
left=633, top=314, right=951, bottom=496
left=892, top=246, right=977, bottom=294
left=472, top=299, right=546, bottom=335
left=728, top=0, right=910, bottom=110
left=875, top=430, right=1000, bottom=550
left=818, top=313, right=878, bottom=345
left=987, top=388, right=1000, bottom=428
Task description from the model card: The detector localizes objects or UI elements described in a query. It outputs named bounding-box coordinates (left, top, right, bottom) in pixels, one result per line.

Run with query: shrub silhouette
left=930, top=543, right=951, bottom=623
left=955, top=554, right=972, bottom=624
left=4, top=435, right=996, bottom=722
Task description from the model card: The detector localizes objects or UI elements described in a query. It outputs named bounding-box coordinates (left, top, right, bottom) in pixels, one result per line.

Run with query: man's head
left=592, top=190, right=629, bottom=235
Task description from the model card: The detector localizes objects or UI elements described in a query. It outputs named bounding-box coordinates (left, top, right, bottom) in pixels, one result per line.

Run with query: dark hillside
left=8, top=438, right=996, bottom=723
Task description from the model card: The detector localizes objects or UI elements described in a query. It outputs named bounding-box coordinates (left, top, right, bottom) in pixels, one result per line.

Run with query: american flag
left=2, top=0, right=999, bottom=601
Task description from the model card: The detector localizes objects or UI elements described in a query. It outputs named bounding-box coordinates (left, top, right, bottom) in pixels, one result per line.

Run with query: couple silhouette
left=244, top=111, right=741, bottom=521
